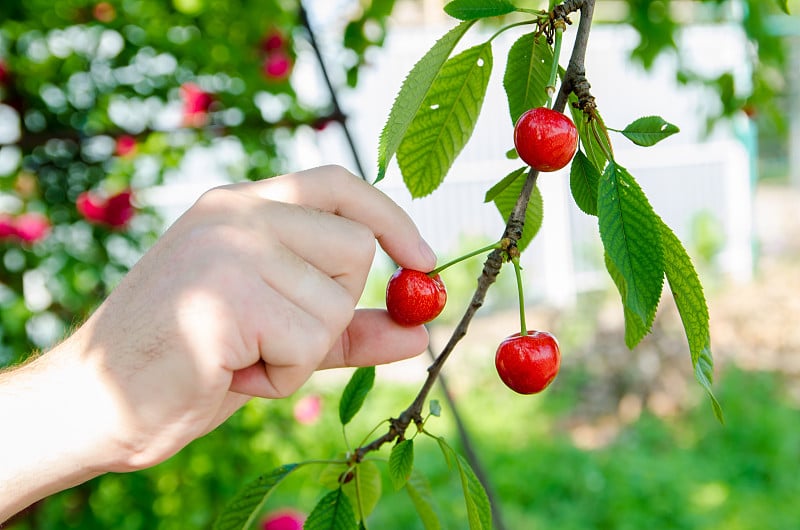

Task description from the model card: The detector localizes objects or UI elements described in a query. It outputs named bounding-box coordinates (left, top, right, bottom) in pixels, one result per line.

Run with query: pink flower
left=77, top=189, right=135, bottom=228
left=262, top=51, right=292, bottom=81
left=11, top=213, right=50, bottom=243
left=261, top=30, right=287, bottom=53
left=0, top=60, right=9, bottom=86
left=0, top=214, right=17, bottom=239
left=180, top=83, right=213, bottom=127
left=116, top=135, right=137, bottom=157
left=261, top=509, right=305, bottom=530
left=293, top=394, right=322, bottom=425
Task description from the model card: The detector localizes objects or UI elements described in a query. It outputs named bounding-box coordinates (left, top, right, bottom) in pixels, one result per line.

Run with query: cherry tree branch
left=354, top=0, right=597, bottom=462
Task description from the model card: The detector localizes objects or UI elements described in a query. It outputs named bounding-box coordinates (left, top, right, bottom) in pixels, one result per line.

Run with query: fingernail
left=419, top=239, right=437, bottom=270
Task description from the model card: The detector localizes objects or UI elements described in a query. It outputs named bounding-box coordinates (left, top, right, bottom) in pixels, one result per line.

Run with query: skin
left=0, top=165, right=437, bottom=522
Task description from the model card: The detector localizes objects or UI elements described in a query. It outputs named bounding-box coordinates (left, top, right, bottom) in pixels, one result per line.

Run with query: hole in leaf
left=430, top=104, right=439, bottom=110
left=477, top=58, right=485, bottom=67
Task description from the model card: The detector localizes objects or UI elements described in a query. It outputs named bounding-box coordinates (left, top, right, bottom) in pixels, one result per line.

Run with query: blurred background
left=1, top=0, right=799, bottom=528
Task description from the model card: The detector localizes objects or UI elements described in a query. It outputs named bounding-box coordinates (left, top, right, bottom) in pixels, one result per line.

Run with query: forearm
left=0, top=338, right=116, bottom=522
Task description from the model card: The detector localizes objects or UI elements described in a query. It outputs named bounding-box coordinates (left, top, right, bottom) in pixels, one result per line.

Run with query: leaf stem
left=487, top=20, right=537, bottom=43
left=429, top=241, right=502, bottom=276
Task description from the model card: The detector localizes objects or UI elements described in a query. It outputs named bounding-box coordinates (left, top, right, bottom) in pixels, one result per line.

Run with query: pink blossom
left=116, top=135, right=137, bottom=157
left=180, top=83, right=213, bottom=127
left=261, top=509, right=305, bottom=530
left=12, top=213, right=50, bottom=243
left=261, top=30, right=287, bottom=53
left=293, top=394, right=322, bottom=425
left=0, top=214, right=17, bottom=239
left=262, top=51, right=292, bottom=81
left=77, top=189, right=135, bottom=228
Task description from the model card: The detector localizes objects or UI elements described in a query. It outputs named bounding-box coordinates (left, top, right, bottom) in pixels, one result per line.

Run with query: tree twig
left=355, top=0, right=598, bottom=462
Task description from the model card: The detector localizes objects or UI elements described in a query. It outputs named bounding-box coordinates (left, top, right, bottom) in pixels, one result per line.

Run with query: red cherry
left=513, top=107, right=578, bottom=172
left=495, top=330, right=560, bottom=394
left=385, top=268, right=447, bottom=327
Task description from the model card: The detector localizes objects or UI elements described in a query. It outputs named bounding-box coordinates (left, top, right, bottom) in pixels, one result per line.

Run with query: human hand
left=51, top=165, right=437, bottom=472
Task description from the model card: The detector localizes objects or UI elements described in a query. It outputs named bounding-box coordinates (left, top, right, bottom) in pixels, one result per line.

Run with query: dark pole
left=298, top=3, right=369, bottom=179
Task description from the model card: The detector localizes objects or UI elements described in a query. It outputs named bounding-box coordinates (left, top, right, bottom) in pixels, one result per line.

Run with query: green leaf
left=619, top=116, right=679, bottom=147
left=339, top=366, right=375, bottom=426
left=483, top=166, right=526, bottom=203
left=659, top=222, right=724, bottom=422
left=604, top=252, right=651, bottom=348
left=389, top=440, right=415, bottom=490
left=568, top=93, right=612, bottom=173
left=444, top=0, right=517, bottom=20
left=429, top=399, right=442, bottom=417
left=346, top=460, right=382, bottom=521
left=598, top=162, right=664, bottom=341
left=776, top=0, right=790, bottom=14
left=569, top=150, right=600, bottom=216
left=438, top=438, right=492, bottom=530
left=213, top=464, right=301, bottom=530
left=397, top=41, right=493, bottom=197
left=376, top=21, right=476, bottom=183
left=405, top=470, right=442, bottom=530
left=492, top=171, right=543, bottom=252
left=305, top=489, right=357, bottom=530
left=503, top=32, right=553, bottom=125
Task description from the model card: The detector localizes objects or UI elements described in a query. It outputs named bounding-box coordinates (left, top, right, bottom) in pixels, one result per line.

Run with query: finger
left=255, top=201, right=377, bottom=301
left=228, top=165, right=437, bottom=272
left=319, top=308, right=430, bottom=369
left=228, top=309, right=429, bottom=398
left=229, top=361, right=317, bottom=398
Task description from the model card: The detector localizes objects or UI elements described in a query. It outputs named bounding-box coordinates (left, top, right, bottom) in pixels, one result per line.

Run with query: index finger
left=226, top=165, right=437, bottom=272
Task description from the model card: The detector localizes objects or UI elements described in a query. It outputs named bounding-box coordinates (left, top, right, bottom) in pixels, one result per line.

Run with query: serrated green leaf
left=339, top=367, right=375, bottom=426
left=376, top=21, right=476, bottom=183
left=305, top=489, right=357, bottom=530
left=405, top=471, right=442, bottom=530
left=503, top=32, right=553, bottom=125
left=483, top=166, right=526, bottom=203
left=213, top=464, right=301, bottom=530
left=569, top=150, right=600, bottom=216
left=437, top=438, right=492, bottom=530
left=492, top=171, right=543, bottom=252
left=436, top=437, right=456, bottom=470
left=389, top=440, right=415, bottom=490
left=659, top=222, right=723, bottom=422
left=346, top=461, right=382, bottom=521
left=397, top=41, right=493, bottom=197
left=429, top=399, right=442, bottom=417
left=444, top=0, right=517, bottom=20
left=598, top=162, right=664, bottom=338
left=568, top=93, right=612, bottom=173
left=604, top=252, right=651, bottom=348
left=619, top=116, right=680, bottom=147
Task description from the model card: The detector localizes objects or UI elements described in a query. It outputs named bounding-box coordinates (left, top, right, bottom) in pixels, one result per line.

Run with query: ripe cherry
left=513, top=107, right=578, bottom=172
left=385, top=268, right=447, bottom=327
left=495, top=330, right=560, bottom=395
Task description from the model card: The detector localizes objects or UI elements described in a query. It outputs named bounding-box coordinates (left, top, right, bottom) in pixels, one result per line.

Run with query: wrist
left=0, top=332, right=123, bottom=521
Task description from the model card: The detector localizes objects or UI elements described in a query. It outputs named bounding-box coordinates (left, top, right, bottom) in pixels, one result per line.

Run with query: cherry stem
left=512, top=257, right=527, bottom=336
left=546, top=26, right=564, bottom=109
left=429, top=241, right=502, bottom=276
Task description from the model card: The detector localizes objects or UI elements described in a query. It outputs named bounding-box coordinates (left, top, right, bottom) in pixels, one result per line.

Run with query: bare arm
left=0, top=165, right=436, bottom=522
